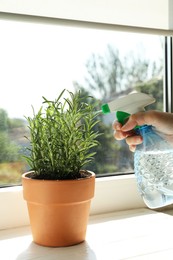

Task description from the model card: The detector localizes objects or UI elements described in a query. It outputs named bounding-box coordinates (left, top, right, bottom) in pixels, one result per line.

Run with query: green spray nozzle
left=101, top=103, right=111, bottom=114
left=116, top=111, right=130, bottom=125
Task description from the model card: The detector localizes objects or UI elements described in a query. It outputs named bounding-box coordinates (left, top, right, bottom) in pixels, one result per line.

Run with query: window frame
left=0, top=0, right=172, bottom=31
left=164, top=36, right=173, bottom=113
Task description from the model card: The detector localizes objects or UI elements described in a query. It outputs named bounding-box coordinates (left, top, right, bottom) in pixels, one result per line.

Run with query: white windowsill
left=0, top=174, right=146, bottom=230
left=1, top=208, right=173, bottom=259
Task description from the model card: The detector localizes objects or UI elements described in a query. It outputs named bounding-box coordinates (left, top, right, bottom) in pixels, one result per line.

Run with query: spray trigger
left=116, top=111, right=130, bottom=125
left=116, top=111, right=140, bottom=130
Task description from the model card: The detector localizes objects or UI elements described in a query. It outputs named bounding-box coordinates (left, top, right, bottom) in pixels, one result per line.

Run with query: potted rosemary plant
left=22, top=89, right=100, bottom=247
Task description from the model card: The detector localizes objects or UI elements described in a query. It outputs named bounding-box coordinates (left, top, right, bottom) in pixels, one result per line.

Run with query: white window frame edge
left=0, top=175, right=145, bottom=230
left=0, top=0, right=173, bottom=31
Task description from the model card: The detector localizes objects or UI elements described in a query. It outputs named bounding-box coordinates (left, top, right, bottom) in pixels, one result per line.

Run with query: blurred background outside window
left=0, top=19, right=164, bottom=186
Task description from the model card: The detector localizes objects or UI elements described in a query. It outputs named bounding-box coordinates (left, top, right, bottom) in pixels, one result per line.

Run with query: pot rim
left=22, top=170, right=95, bottom=204
left=22, top=170, right=95, bottom=183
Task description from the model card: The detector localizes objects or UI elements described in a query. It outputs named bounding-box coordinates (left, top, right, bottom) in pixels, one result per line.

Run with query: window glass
left=0, top=19, right=164, bottom=185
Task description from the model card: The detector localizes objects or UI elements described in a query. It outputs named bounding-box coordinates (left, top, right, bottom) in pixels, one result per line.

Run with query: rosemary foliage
left=24, top=90, right=101, bottom=180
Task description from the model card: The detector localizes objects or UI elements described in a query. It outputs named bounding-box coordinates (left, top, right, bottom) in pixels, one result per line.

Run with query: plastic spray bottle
left=101, top=92, right=173, bottom=209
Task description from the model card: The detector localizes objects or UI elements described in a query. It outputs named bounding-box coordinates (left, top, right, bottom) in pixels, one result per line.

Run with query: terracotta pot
left=22, top=171, right=95, bottom=247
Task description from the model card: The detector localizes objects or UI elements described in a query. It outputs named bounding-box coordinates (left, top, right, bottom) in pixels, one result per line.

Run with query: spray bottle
left=102, top=92, right=173, bottom=209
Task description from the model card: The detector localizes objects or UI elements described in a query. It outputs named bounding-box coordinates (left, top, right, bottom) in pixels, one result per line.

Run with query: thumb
left=121, top=111, right=154, bottom=132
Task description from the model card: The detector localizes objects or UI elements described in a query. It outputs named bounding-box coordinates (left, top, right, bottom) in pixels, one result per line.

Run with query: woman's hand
left=113, top=110, right=173, bottom=152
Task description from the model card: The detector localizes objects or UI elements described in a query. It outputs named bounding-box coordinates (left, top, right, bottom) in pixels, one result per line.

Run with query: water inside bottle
left=135, top=149, right=173, bottom=208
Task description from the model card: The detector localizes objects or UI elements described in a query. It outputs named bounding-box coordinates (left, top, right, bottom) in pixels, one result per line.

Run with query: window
left=0, top=17, right=164, bottom=186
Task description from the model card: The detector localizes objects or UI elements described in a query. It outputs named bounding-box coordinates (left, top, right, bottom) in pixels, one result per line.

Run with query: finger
left=113, top=130, right=127, bottom=140
left=125, top=135, right=143, bottom=146
left=112, top=121, right=122, bottom=131
left=129, top=144, right=136, bottom=152
left=114, top=129, right=136, bottom=140
left=121, top=115, right=139, bottom=131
